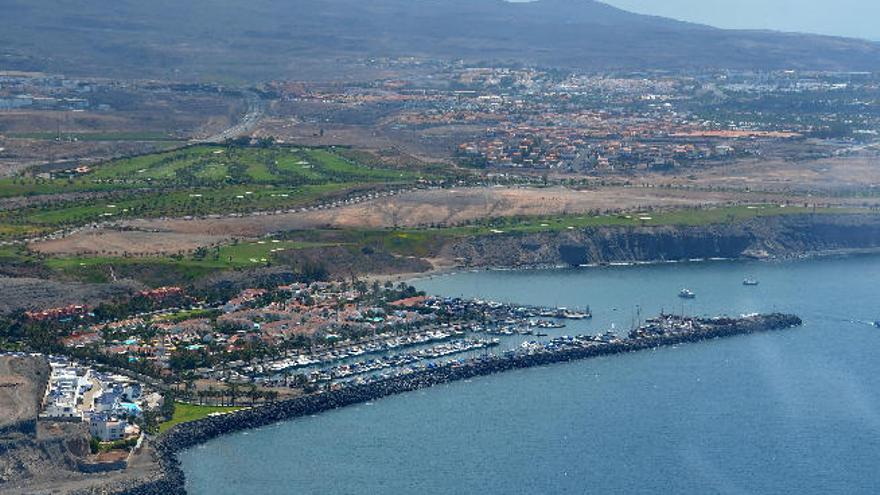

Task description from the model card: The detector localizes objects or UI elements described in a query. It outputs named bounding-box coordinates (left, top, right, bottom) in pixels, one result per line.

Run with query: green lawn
left=11, top=183, right=363, bottom=227
left=303, top=149, right=413, bottom=182
left=90, top=146, right=217, bottom=180
left=0, top=179, right=129, bottom=200
left=217, top=240, right=339, bottom=265
left=0, top=245, right=38, bottom=262
left=86, top=145, right=422, bottom=185
left=0, top=144, right=428, bottom=237
left=444, top=204, right=864, bottom=236
left=43, top=239, right=340, bottom=283
left=46, top=240, right=336, bottom=270
left=159, top=402, right=242, bottom=434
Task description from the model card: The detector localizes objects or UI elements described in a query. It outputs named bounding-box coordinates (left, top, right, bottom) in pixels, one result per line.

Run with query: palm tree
left=182, top=371, right=196, bottom=400
left=225, top=382, right=240, bottom=406
left=246, top=384, right=259, bottom=405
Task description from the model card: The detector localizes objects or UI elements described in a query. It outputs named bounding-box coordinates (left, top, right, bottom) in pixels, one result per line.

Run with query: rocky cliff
left=449, top=214, right=880, bottom=268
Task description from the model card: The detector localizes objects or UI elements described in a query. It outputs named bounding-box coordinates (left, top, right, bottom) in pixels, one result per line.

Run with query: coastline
left=366, top=211, right=880, bottom=285
left=87, top=313, right=802, bottom=495
left=397, top=245, right=880, bottom=285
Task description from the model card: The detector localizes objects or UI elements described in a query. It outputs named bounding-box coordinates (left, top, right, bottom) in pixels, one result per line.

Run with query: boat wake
left=812, top=313, right=875, bottom=327
left=850, top=319, right=879, bottom=328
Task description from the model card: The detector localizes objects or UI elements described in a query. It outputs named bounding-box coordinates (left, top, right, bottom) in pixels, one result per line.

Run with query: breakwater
left=91, top=313, right=802, bottom=495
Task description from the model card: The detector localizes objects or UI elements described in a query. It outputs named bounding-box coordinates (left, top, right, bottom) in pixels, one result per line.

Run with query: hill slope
left=3, top=0, right=880, bottom=80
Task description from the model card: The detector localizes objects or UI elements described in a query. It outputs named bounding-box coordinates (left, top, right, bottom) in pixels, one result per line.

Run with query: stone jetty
left=78, top=313, right=802, bottom=495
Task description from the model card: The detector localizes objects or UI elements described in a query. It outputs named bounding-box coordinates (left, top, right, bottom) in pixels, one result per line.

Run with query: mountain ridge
left=2, top=0, right=879, bottom=81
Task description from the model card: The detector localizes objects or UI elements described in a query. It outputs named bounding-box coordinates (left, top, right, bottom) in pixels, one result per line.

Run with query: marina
left=181, top=255, right=880, bottom=495
left=152, top=311, right=802, bottom=495
left=297, top=338, right=501, bottom=385
left=235, top=329, right=460, bottom=377
left=209, top=298, right=592, bottom=386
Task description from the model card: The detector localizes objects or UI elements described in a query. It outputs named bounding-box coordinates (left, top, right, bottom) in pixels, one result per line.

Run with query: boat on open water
left=678, top=289, right=696, bottom=299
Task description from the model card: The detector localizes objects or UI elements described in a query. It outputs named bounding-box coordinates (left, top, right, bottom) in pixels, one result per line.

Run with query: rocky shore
left=83, top=313, right=801, bottom=495
left=449, top=213, right=880, bottom=269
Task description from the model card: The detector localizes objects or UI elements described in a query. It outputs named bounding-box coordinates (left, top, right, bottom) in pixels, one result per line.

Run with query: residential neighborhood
left=41, top=356, right=158, bottom=442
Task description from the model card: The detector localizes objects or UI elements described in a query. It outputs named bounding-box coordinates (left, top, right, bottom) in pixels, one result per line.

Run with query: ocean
left=181, top=255, right=880, bottom=494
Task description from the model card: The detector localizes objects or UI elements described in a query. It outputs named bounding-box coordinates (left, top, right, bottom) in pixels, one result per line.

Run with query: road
left=197, top=90, right=265, bottom=144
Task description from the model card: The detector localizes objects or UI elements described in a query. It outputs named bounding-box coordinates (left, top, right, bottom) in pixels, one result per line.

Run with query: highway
left=196, top=90, right=265, bottom=144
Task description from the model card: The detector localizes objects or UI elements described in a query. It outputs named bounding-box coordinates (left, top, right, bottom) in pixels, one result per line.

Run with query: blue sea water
left=181, top=256, right=880, bottom=494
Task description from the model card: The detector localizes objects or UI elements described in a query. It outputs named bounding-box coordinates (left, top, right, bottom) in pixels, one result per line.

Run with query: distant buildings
left=41, top=357, right=148, bottom=443
left=222, top=288, right=267, bottom=313
left=138, top=286, right=185, bottom=302
left=26, top=305, right=90, bottom=322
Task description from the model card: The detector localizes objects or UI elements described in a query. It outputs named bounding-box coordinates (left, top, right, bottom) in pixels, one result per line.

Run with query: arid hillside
left=3, top=0, right=880, bottom=80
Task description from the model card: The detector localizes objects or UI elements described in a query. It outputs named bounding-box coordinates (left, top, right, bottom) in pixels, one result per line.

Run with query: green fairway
left=43, top=238, right=340, bottom=283
left=217, top=239, right=338, bottom=264
left=0, top=144, right=429, bottom=239
left=440, top=204, right=863, bottom=236
left=0, top=179, right=129, bottom=200
left=159, top=402, right=242, bottom=434
left=44, top=240, right=336, bottom=270
left=14, top=183, right=360, bottom=227
left=87, top=145, right=419, bottom=184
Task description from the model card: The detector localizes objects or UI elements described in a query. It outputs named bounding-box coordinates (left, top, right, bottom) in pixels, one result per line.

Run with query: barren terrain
left=0, top=355, right=46, bottom=432
left=30, top=186, right=731, bottom=255
left=648, top=151, right=880, bottom=193
left=29, top=182, right=872, bottom=257
left=0, top=277, right=143, bottom=313
left=0, top=90, right=246, bottom=176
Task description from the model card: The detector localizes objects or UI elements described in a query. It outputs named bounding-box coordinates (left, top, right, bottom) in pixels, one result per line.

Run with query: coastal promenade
left=76, top=313, right=802, bottom=495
